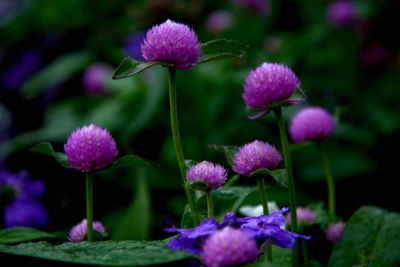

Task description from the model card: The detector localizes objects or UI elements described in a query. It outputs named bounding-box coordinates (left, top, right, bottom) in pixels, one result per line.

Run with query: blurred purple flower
left=68, top=219, right=107, bottom=243
left=204, top=11, right=235, bottom=34
left=243, top=63, right=300, bottom=112
left=326, top=221, right=346, bottom=244
left=141, top=19, right=201, bottom=69
left=186, top=161, right=228, bottom=190
left=4, top=199, right=48, bottom=228
left=1, top=50, right=42, bottom=91
left=124, top=32, right=146, bottom=61
left=286, top=207, right=316, bottom=226
left=82, top=63, right=112, bottom=95
left=165, top=208, right=310, bottom=255
left=326, top=1, right=359, bottom=27
left=232, top=140, right=282, bottom=177
left=289, top=106, right=336, bottom=143
left=201, top=227, right=258, bottom=267
left=233, top=0, right=271, bottom=16
left=0, top=169, right=45, bottom=201
left=64, top=124, right=118, bottom=173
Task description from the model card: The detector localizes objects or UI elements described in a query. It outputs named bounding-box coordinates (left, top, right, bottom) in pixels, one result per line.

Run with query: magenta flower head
left=141, top=19, right=201, bottom=70
left=64, top=124, right=118, bottom=173
left=82, top=63, right=112, bottom=95
left=326, top=1, right=359, bottom=27
left=289, top=106, right=336, bottom=143
left=233, top=140, right=282, bottom=177
left=201, top=227, right=258, bottom=267
left=68, top=219, right=107, bottom=243
left=326, top=221, right=346, bottom=244
left=186, top=161, right=228, bottom=190
left=286, top=207, right=316, bottom=226
left=243, top=63, right=300, bottom=112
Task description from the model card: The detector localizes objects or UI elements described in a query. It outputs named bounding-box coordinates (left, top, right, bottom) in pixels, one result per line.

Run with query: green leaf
left=0, top=227, right=56, bottom=244
left=199, top=39, right=248, bottom=64
left=208, top=144, right=238, bottom=167
left=0, top=240, right=192, bottom=266
left=30, top=142, right=71, bottom=168
left=245, top=247, right=291, bottom=267
left=21, top=51, right=92, bottom=99
left=112, top=155, right=154, bottom=169
left=223, top=174, right=240, bottom=188
left=112, top=57, right=159, bottom=79
left=328, top=206, right=400, bottom=267
left=250, top=169, right=288, bottom=188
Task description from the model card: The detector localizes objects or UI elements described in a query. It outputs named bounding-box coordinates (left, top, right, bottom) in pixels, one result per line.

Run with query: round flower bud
left=186, top=161, right=228, bottom=190
left=289, top=107, right=336, bottom=143
left=82, top=63, right=112, bottom=95
left=204, top=11, right=235, bottom=34
left=141, top=19, right=201, bottom=69
left=201, top=227, right=258, bottom=267
left=68, top=219, right=107, bottom=243
left=233, top=140, right=282, bottom=177
left=326, top=1, right=358, bottom=27
left=326, top=221, right=346, bottom=244
left=243, top=63, right=300, bottom=110
left=64, top=124, right=118, bottom=172
left=286, top=207, right=316, bottom=226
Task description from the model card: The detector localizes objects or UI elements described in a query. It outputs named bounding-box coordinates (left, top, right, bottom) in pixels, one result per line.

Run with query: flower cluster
left=141, top=20, right=201, bottom=70
left=165, top=208, right=310, bottom=265
left=68, top=219, right=107, bottom=243
left=0, top=169, right=48, bottom=228
left=64, top=124, right=118, bottom=173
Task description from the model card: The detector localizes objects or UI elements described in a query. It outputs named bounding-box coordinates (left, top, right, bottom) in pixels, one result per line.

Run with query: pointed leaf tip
left=112, top=58, right=158, bottom=79
left=200, top=39, right=248, bottom=64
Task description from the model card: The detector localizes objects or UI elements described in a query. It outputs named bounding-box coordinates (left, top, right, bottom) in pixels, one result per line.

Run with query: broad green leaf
left=0, top=240, right=192, bottom=266
left=208, top=144, right=238, bottom=167
left=112, top=57, right=169, bottom=79
left=0, top=227, right=56, bottom=244
left=200, top=39, right=248, bottom=64
left=21, top=51, right=92, bottom=99
left=245, top=247, right=291, bottom=267
left=251, top=169, right=288, bottom=188
left=328, top=206, right=400, bottom=267
left=112, top=155, right=154, bottom=169
left=30, top=142, right=71, bottom=168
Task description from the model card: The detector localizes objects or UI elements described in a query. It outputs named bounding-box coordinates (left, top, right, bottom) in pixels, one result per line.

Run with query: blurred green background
left=0, top=0, right=399, bottom=249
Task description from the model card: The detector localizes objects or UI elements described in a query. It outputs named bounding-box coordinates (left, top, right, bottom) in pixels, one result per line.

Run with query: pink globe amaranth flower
left=243, top=63, right=300, bottom=110
left=204, top=11, right=235, bottom=34
left=286, top=207, right=316, bottom=226
left=326, top=1, right=358, bottom=27
left=326, top=221, right=346, bottom=244
left=233, top=140, right=282, bottom=177
left=289, top=106, right=336, bottom=143
left=68, top=219, right=107, bottom=243
left=141, top=19, right=201, bottom=70
left=186, top=161, right=228, bottom=190
left=82, top=63, right=112, bottom=95
left=64, top=124, right=118, bottom=172
left=201, top=227, right=258, bottom=267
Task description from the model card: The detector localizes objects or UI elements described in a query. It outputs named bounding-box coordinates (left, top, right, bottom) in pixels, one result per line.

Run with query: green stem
left=205, top=190, right=214, bottom=218
left=256, top=176, right=273, bottom=262
left=85, top=173, right=94, bottom=241
left=167, top=66, right=200, bottom=225
left=318, top=141, right=335, bottom=215
left=301, top=238, right=309, bottom=267
left=273, top=107, right=298, bottom=267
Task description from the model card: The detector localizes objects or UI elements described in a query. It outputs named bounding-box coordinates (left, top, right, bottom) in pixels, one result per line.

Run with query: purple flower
left=326, top=1, right=358, bottom=27
left=289, top=107, right=336, bottom=143
left=243, top=63, right=300, bottom=112
left=186, top=161, right=228, bottom=190
left=233, top=0, right=271, bottom=16
left=4, top=199, right=48, bottom=228
left=82, top=63, right=112, bottom=95
left=0, top=169, right=45, bottom=201
left=204, top=11, right=235, bottom=34
left=232, top=140, right=282, bottom=177
left=201, top=227, right=258, bottom=267
left=286, top=207, right=316, bottom=226
left=141, top=19, right=201, bottom=69
left=68, top=219, right=108, bottom=243
left=326, top=221, right=346, bottom=244
left=64, top=124, right=118, bottom=173
left=165, top=208, right=310, bottom=255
